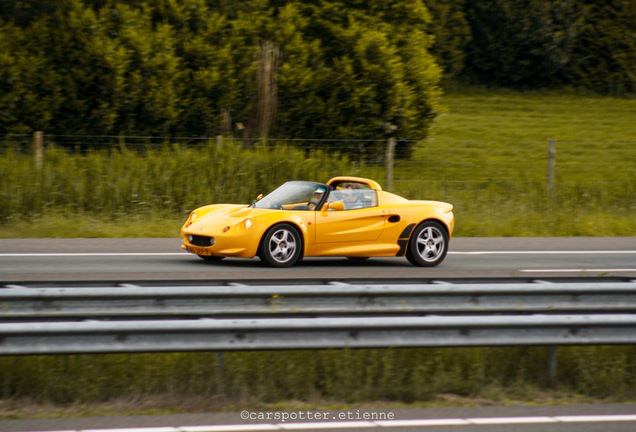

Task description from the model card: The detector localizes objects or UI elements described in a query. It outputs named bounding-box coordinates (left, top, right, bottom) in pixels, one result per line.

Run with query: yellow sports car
left=180, top=176, right=454, bottom=267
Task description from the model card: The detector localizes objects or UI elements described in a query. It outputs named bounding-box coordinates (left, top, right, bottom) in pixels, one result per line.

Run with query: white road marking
left=21, top=414, right=636, bottom=432
left=181, top=426, right=278, bottom=432
left=521, top=269, right=636, bottom=273
left=0, top=253, right=187, bottom=257
left=555, top=415, right=636, bottom=422
left=1, top=250, right=634, bottom=257
left=467, top=416, right=556, bottom=424
left=82, top=428, right=181, bottom=432
left=374, top=418, right=470, bottom=426
left=450, top=250, right=636, bottom=255
left=278, top=421, right=372, bottom=429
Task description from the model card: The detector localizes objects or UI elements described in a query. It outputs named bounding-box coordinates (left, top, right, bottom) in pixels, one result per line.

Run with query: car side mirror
left=256, top=194, right=263, bottom=201
left=327, top=201, right=345, bottom=211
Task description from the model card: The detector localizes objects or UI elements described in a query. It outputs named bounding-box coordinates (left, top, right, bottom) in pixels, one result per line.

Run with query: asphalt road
left=1, top=403, right=636, bottom=432
left=1, top=237, right=635, bottom=431
left=0, top=237, right=634, bottom=282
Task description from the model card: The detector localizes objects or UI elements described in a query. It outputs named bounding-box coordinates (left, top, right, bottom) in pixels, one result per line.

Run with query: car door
left=315, top=191, right=386, bottom=243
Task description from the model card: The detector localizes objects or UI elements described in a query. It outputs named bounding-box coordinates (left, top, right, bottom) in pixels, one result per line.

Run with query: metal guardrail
left=1, top=280, right=635, bottom=355
left=1, top=280, right=636, bottom=320
left=2, top=314, right=636, bottom=355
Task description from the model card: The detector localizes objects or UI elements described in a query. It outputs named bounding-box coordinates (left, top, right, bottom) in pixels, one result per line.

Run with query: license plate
left=188, top=246, right=215, bottom=256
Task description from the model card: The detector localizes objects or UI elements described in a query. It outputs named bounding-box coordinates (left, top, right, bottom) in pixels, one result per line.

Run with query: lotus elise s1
left=180, top=176, right=454, bottom=267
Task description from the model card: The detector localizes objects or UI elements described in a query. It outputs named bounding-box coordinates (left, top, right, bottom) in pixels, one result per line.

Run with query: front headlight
left=185, top=212, right=197, bottom=228
left=245, top=218, right=253, bottom=230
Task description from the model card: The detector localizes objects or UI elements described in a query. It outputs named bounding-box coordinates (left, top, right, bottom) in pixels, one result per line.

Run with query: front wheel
left=259, top=223, right=302, bottom=267
left=406, top=221, right=449, bottom=267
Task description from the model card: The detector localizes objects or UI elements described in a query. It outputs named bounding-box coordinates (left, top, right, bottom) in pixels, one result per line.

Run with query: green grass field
left=1, top=88, right=634, bottom=238
left=433, top=87, right=636, bottom=143
left=394, top=88, right=635, bottom=236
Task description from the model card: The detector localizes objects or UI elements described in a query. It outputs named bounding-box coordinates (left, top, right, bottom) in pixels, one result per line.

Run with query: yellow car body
left=180, top=176, right=454, bottom=267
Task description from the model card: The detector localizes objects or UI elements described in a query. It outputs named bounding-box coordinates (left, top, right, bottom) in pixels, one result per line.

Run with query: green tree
left=40, top=0, right=123, bottom=135
left=102, top=2, right=183, bottom=136
left=566, top=0, right=636, bottom=95
left=0, top=0, right=59, bottom=27
left=268, top=3, right=326, bottom=140
left=0, top=17, right=62, bottom=134
left=1, top=0, right=443, bottom=155
left=464, top=0, right=584, bottom=87
left=423, top=0, right=472, bottom=81
left=274, top=0, right=443, bottom=158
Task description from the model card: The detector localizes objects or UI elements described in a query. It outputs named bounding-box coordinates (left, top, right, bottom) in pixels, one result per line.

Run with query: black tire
left=198, top=255, right=225, bottom=262
left=405, top=221, right=449, bottom=267
left=259, top=223, right=302, bottom=267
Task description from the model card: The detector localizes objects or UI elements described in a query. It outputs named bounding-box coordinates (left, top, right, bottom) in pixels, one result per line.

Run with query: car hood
left=189, top=204, right=277, bottom=229
left=200, top=204, right=272, bottom=219
left=408, top=200, right=454, bottom=213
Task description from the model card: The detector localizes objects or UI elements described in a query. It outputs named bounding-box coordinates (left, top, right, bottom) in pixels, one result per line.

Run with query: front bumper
left=180, top=230, right=257, bottom=258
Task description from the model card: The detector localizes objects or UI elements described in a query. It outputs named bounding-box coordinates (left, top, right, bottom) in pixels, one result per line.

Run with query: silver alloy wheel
left=269, top=228, right=296, bottom=263
left=416, top=225, right=445, bottom=262
left=406, top=221, right=448, bottom=267
left=260, top=223, right=302, bottom=267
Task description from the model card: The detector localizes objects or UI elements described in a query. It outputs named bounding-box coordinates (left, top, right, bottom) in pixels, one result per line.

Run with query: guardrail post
left=547, top=346, right=558, bottom=386
left=216, top=351, right=225, bottom=381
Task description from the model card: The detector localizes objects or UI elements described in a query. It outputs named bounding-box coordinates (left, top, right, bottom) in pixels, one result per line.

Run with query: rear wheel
left=259, top=223, right=302, bottom=267
left=406, top=221, right=448, bottom=267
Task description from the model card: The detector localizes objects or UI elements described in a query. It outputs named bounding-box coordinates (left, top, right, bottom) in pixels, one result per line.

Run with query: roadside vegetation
left=1, top=88, right=634, bottom=238
left=1, top=346, right=635, bottom=419
left=1, top=89, right=635, bottom=417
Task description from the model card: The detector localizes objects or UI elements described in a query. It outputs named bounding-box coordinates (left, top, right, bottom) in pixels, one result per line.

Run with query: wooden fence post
left=386, top=137, right=396, bottom=190
left=34, top=131, right=43, bottom=171
left=547, top=138, right=556, bottom=194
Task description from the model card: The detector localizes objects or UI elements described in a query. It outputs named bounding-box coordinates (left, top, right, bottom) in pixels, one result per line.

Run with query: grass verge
left=0, top=346, right=635, bottom=419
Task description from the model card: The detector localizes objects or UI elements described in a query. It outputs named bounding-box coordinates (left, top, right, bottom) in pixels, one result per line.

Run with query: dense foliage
left=0, top=0, right=442, bottom=160
left=2, top=347, right=635, bottom=406
left=1, top=0, right=634, bottom=145
left=461, top=0, right=636, bottom=94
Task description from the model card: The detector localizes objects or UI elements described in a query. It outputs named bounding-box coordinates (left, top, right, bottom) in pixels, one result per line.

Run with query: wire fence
left=3, top=132, right=635, bottom=191
left=1, top=132, right=634, bottom=235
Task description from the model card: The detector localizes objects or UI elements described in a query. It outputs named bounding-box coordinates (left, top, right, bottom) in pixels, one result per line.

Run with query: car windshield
left=252, top=181, right=329, bottom=210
